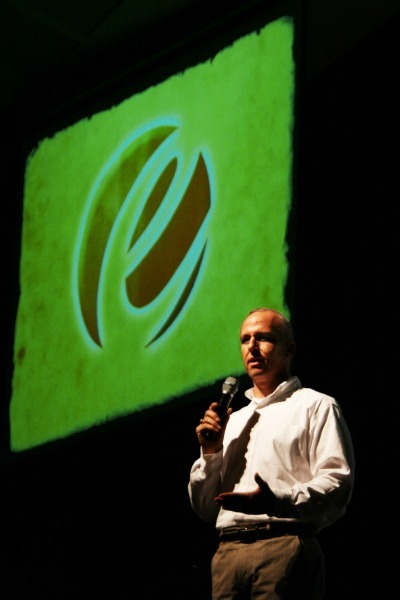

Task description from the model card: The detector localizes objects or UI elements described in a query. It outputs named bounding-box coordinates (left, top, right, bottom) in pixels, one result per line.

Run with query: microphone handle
left=203, top=392, right=232, bottom=440
left=215, top=391, right=232, bottom=421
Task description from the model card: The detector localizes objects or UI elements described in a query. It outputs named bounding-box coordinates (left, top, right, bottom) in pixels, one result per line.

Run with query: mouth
left=248, top=356, right=265, bottom=367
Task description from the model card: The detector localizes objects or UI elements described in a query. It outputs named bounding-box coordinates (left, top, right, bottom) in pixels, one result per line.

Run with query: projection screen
left=10, top=15, right=296, bottom=452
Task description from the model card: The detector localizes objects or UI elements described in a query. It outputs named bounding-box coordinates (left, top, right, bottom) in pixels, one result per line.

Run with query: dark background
left=1, top=1, right=399, bottom=598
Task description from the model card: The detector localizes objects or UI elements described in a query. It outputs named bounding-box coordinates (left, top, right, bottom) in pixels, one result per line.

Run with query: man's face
left=240, top=311, right=292, bottom=379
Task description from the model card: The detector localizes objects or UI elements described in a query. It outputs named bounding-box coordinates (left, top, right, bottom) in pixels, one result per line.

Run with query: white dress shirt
left=188, top=376, right=355, bottom=532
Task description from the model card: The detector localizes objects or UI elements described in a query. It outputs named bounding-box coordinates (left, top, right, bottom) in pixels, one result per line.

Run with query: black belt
left=219, top=522, right=315, bottom=543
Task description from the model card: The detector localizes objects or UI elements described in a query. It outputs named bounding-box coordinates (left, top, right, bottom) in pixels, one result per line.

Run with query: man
left=188, top=307, right=355, bottom=599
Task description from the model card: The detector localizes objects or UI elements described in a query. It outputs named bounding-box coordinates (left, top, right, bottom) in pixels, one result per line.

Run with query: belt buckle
left=240, top=527, right=256, bottom=542
left=240, top=523, right=269, bottom=542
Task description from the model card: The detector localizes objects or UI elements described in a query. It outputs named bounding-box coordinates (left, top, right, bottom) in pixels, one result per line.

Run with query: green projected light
left=11, top=16, right=295, bottom=451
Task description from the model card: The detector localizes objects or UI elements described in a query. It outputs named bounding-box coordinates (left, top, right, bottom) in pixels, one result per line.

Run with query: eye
left=256, top=333, right=274, bottom=343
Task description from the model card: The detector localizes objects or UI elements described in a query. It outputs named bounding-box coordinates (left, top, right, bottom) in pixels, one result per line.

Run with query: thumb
left=254, top=472, right=268, bottom=489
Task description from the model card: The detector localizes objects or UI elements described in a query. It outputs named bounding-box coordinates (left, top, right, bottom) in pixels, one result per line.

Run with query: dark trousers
left=211, top=535, right=325, bottom=599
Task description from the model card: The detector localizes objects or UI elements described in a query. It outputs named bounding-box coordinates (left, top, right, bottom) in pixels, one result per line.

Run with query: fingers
left=196, top=403, right=232, bottom=446
left=196, top=404, right=225, bottom=443
left=196, top=411, right=215, bottom=437
left=198, top=403, right=220, bottom=429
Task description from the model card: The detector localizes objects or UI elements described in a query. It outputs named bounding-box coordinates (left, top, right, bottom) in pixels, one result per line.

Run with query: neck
left=252, top=372, right=291, bottom=398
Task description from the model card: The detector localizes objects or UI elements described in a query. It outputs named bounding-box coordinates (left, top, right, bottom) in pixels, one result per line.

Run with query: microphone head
left=222, top=376, right=239, bottom=396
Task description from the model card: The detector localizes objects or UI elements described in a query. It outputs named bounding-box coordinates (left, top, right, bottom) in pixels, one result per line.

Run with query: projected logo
left=76, top=122, right=212, bottom=348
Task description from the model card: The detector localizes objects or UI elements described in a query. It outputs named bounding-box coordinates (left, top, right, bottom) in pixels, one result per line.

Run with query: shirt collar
left=244, top=375, right=301, bottom=408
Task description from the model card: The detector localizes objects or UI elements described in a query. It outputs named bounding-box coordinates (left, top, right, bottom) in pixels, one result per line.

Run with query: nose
left=249, top=336, right=259, bottom=353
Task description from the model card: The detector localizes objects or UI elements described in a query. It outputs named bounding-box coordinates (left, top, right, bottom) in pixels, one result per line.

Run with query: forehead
left=240, top=311, right=277, bottom=333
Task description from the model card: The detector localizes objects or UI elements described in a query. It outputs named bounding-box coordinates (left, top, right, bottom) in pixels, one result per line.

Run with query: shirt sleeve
left=271, top=398, right=355, bottom=530
left=188, top=448, right=223, bottom=523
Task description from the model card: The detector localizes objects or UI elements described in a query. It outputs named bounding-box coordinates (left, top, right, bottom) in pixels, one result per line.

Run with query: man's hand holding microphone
left=196, top=377, right=239, bottom=453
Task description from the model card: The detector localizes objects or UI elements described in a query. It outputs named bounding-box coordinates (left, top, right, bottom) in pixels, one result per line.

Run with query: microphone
left=203, top=376, right=239, bottom=439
